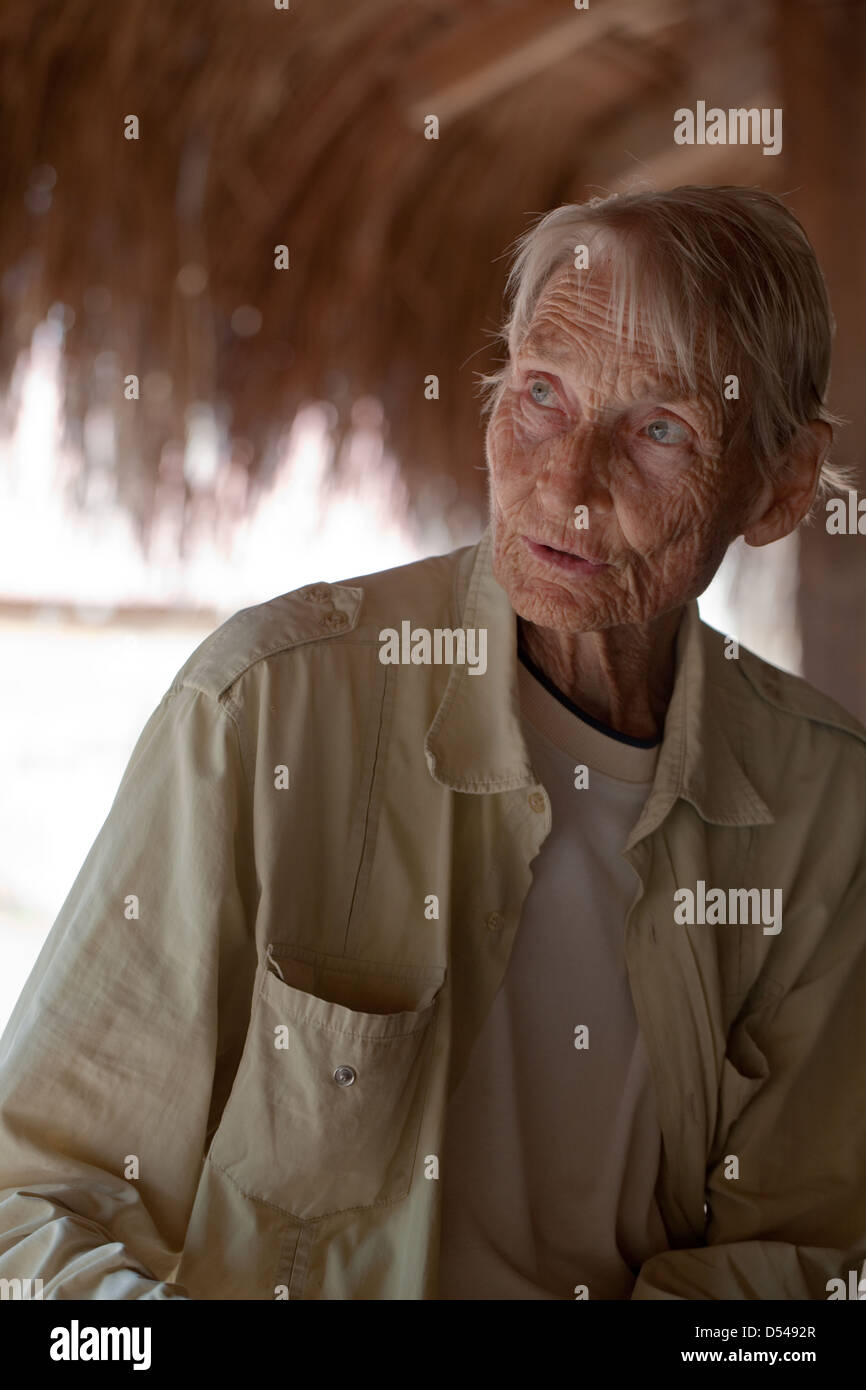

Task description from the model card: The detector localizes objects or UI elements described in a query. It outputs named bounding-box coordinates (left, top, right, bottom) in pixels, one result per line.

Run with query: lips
left=524, top=535, right=609, bottom=569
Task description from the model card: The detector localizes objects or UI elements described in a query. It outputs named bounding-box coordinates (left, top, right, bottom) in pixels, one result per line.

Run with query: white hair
left=478, top=186, right=853, bottom=506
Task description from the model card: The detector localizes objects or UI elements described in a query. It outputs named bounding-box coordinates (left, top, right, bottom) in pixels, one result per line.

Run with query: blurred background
left=1, top=0, right=864, bottom=1028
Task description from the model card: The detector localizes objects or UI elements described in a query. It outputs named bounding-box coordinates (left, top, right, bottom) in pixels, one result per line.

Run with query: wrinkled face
left=486, top=261, right=762, bottom=633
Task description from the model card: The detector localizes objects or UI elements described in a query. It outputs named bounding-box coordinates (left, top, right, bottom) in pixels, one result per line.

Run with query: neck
left=517, top=606, right=684, bottom=742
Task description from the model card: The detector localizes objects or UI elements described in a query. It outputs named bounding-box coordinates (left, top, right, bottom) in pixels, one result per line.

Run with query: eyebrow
left=516, top=346, right=696, bottom=405
left=518, top=337, right=573, bottom=365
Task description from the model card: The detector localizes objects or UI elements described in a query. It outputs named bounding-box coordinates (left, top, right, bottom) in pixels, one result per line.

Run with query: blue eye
left=529, top=379, right=554, bottom=406
left=644, top=417, right=687, bottom=444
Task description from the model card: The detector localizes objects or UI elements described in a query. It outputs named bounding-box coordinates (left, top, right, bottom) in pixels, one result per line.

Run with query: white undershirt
left=437, top=653, right=670, bottom=1299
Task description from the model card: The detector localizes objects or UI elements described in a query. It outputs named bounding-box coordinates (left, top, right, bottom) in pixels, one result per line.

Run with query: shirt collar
left=424, top=522, right=774, bottom=837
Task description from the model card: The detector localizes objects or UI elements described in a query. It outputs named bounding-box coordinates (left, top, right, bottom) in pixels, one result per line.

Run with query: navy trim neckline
left=517, top=642, right=662, bottom=749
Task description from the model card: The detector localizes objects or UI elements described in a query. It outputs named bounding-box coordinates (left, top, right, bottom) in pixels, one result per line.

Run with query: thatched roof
left=0, top=0, right=790, bottom=538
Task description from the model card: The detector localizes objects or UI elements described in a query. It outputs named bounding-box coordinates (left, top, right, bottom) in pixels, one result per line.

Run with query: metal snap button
left=333, top=1065, right=356, bottom=1086
left=528, top=790, right=546, bottom=814
left=323, top=610, right=349, bottom=631
left=485, top=911, right=505, bottom=932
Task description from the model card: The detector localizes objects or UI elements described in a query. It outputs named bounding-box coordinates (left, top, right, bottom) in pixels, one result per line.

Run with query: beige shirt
left=1, top=523, right=866, bottom=1300
left=438, top=653, right=667, bottom=1298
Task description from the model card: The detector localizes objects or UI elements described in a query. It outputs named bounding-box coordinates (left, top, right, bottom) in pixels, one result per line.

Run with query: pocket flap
left=266, top=942, right=445, bottom=1014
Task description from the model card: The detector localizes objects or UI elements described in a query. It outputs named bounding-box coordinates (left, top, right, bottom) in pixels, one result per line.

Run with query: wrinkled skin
left=486, top=262, right=830, bottom=740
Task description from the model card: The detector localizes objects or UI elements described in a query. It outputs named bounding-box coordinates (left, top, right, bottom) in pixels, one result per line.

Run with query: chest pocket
left=208, top=945, right=445, bottom=1221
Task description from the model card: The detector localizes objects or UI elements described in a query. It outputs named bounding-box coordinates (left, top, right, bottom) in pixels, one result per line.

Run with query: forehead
left=522, top=265, right=663, bottom=362
left=517, top=263, right=715, bottom=399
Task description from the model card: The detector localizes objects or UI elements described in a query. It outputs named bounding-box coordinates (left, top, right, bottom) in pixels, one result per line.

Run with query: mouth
left=523, top=535, right=609, bottom=574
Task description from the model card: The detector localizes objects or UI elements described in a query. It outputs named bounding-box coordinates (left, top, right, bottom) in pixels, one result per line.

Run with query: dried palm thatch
left=0, top=0, right=783, bottom=542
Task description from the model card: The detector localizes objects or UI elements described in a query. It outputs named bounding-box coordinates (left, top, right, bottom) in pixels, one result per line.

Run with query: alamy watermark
left=378, top=621, right=487, bottom=675
left=826, top=491, right=866, bottom=534
left=0, top=1276, right=43, bottom=1299
left=826, top=1270, right=866, bottom=1299
left=674, top=102, right=782, bottom=157
left=674, top=880, right=782, bottom=935
left=49, top=1320, right=151, bottom=1370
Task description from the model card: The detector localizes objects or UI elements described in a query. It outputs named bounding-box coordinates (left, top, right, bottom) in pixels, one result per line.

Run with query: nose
left=536, top=416, right=611, bottom=519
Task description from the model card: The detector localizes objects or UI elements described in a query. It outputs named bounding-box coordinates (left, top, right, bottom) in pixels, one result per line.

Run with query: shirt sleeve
left=0, top=680, right=257, bottom=1299
left=633, top=853, right=866, bottom=1301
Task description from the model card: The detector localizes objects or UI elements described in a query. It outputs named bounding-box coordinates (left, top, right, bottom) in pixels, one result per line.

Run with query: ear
left=742, top=420, right=833, bottom=548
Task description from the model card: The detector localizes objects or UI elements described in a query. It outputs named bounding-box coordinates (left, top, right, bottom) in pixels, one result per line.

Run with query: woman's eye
left=529, top=379, right=555, bottom=407
left=643, top=417, right=688, bottom=445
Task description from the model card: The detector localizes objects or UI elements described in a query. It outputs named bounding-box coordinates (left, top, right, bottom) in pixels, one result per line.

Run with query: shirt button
left=301, top=583, right=331, bottom=603
left=323, top=610, right=349, bottom=631
left=528, top=791, right=546, bottom=814
left=485, top=911, right=505, bottom=932
left=333, top=1065, right=356, bottom=1086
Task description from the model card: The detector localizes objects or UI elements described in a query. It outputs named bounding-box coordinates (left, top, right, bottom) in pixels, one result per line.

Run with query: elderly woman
left=1, top=186, right=864, bottom=1303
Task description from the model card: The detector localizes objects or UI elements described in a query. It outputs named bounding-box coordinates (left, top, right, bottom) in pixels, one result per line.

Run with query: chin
left=506, top=572, right=626, bottom=634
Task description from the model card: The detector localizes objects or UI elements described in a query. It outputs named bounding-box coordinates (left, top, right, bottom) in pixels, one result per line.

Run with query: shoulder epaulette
left=174, top=580, right=364, bottom=700
left=736, top=643, right=866, bottom=748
